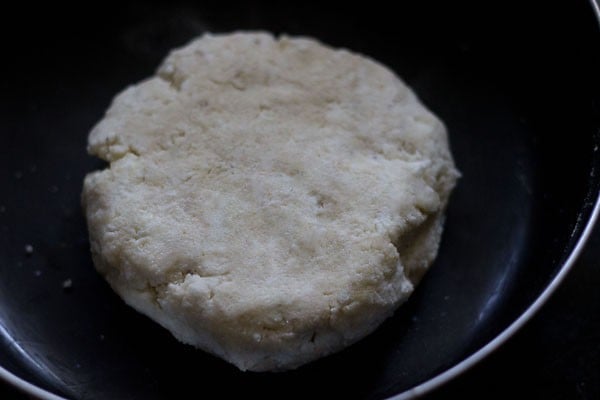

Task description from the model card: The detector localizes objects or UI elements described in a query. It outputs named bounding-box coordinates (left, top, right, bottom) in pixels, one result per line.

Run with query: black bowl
left=0, top=0, right=599, bottom=399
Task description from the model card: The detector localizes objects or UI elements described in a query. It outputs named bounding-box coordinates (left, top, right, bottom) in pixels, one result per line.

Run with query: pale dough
left=82, top=32, right=459, bottom=371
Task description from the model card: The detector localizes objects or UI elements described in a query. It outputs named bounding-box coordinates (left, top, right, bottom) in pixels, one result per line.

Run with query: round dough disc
left=82, top=32, right=459, bottom=371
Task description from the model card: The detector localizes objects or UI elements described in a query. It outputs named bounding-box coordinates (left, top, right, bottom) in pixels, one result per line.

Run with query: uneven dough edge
left=83, top=172, right=445, bottom=371
left=82, top=31, right=459, bottom=371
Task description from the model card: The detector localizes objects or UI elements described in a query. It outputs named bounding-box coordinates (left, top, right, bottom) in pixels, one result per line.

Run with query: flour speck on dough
left=82, top=32, right=459, bottom=372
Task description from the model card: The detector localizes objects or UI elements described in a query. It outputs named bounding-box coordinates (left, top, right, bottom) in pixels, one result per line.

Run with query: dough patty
left=82, top=32, right=459, bottom=371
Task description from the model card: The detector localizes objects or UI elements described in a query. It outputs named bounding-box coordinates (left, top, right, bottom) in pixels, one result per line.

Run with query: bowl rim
left=393, top=2, right=600, bottom=397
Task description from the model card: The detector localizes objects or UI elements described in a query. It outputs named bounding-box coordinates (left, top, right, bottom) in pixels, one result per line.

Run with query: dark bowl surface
left=0, top=1, right=599, bottom=399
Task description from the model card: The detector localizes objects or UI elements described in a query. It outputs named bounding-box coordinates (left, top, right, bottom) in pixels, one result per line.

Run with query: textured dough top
left=83, top=32, right=458, bottom=371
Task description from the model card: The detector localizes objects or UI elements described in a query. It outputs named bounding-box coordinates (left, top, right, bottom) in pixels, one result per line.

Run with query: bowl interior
left=0, top=1, right=599, bottom=399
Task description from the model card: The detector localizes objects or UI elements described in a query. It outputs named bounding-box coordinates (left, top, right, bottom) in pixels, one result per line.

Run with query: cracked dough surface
left=82, top=32, right=459, bottom=371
